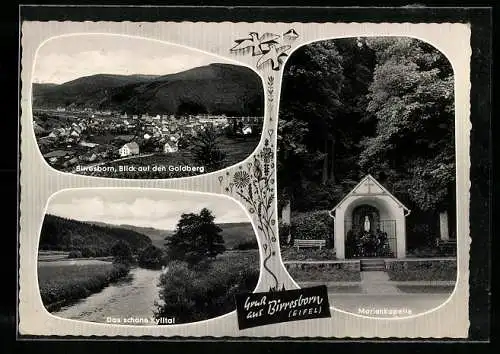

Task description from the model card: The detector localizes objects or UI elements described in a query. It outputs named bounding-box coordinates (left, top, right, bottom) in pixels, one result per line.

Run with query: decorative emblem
left=256, top=44, right=291, bottom=71
left=230, top=32, right=280, bottom=56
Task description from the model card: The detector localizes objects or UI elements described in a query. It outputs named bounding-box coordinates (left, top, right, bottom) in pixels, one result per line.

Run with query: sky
left=46, top=189, right=251, bottom=230
left=33, top=34, right=231, bottom=84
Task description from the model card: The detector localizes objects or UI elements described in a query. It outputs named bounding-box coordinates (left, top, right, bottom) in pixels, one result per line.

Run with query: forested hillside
left=32, top=64, right=263, bottom=116
left=39, top=214, right=152, bottom=253
left=278, top=37, right=455, bottom=245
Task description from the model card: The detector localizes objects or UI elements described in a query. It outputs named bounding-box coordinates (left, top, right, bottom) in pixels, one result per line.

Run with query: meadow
left=38, top=261, right=129, bottom=311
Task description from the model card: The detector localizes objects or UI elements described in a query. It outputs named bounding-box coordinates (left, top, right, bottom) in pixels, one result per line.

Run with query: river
left=52, top=267, right=164, bottom=326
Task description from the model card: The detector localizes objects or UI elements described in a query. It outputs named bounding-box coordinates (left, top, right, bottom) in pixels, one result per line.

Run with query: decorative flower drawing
left=221, top=136, right=280, bottom=290
left=233, top=170, right=251, bottom=189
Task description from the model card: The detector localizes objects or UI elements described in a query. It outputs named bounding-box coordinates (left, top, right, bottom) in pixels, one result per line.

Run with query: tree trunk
left=439, top=210, right=449, bottom=241
left=322, top=139, right=328, bottom=185
left=329, top=137, right=336, bottom=184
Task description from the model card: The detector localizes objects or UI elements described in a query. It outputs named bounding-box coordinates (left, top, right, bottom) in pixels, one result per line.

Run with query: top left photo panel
left=30, top=34, right=265, bottom=179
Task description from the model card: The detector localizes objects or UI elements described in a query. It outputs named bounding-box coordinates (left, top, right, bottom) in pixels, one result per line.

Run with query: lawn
left=38, top=262, right=129, bottom=311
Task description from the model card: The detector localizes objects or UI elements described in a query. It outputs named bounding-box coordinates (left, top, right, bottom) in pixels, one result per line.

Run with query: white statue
left=363, top=215, right=371, bottom=232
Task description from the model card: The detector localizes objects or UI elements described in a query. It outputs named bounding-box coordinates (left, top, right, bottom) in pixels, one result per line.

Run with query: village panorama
left=32, top=63, right=264, bottom=178
left=34, top=108, right=263, bottom=178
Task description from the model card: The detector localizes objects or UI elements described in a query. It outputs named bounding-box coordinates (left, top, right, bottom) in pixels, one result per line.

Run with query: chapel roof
left=330, top=174, right=409, bottom=213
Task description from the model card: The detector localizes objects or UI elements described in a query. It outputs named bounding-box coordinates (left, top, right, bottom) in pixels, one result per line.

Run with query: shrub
left=386, top=260, right=457, bottom=281
left=234, top=239, right=259, bottom=250
left=67, top=250, right=83, bottom=259
left=154, top=252, right=259, bottom=324
left=110, top=240, right=134, bottom=265
left=80, top=247, right=96, bottom=258
left=278, top=221, right=291, bottom=246
left=285, top=262, right=360, bottom=282
left=281, top=247, right=336, bottom=261
left=138, top=245, right=164, bottom=269
left=291, top=210, right=334, bottom=244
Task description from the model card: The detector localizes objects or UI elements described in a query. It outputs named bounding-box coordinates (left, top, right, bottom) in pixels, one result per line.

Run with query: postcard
left=18, top=11, right=475, bottom=338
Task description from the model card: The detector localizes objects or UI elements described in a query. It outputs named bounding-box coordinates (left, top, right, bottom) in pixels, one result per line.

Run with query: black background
left=235, top=286, right=331, bottom=329
left=1, top=2, right=493, bottom=353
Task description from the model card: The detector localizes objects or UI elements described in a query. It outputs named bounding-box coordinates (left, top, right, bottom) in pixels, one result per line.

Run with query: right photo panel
left=277, top=37, right=457, bottom=318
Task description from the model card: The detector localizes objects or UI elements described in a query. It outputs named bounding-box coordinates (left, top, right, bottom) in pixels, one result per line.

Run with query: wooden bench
left=294, top=239, right=326, bottom=250
left=436, top=239, right=457, bottom=256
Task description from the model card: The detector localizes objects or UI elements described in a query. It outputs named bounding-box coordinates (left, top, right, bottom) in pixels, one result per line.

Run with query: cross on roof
left=366, top=179, right=376, bottom=193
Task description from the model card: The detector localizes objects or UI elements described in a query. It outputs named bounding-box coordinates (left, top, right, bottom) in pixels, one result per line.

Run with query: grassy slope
left=218, top=222, right=256, bottom=249
left=37, top=262, right=129, bottom=311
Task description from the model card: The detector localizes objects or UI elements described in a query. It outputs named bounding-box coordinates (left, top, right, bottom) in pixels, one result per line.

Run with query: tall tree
left=359, top=37, right=455, bottom=217
left=110, top=240, right=134, bottom=265
left=278, top=38, right=376, bottom=211
left=189, top=124, right=227, bottom=171
left=166, top=208, right=225, bottom=266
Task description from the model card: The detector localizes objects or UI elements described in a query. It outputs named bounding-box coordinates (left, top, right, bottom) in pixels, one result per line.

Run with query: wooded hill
left=39, top=215, right=257, bottom=253
left=32, top=64, right=263, bottom=116
left=119, top=222, right=256, bottom=250
left=278, top=37, right=456, bottom=244
left=39, top=214, right=152, bottom=252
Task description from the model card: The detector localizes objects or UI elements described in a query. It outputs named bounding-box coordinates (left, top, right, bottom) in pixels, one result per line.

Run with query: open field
left=38, top=261, right=129, bottom=311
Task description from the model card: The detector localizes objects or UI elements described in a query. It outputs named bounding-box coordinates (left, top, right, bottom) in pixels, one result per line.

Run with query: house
left=82, top=153, right=98, bottom=162
left=164, top=141, right=179, bottom=153
left=144, top=133, right=152, bottom=140
left=67, top=157, right=79, bottom=165
left=169, top=133, right=181, bottom=142
left=79, top=141, right=99, bottom=148
left=242, top=125, right=253, bottom=135
left=119, top=142, right=140, bottom=157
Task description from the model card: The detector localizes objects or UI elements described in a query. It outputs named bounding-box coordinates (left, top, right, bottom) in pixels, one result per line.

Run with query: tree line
left=278, top=37, right=455, bottom=239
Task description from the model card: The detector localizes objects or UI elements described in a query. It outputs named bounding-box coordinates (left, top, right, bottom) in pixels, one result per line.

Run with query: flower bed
left=280, top=246, right=336, bottom=261
left=284, top=261, right=361, bottom=282
left=385, top=259, right=457, bottom=281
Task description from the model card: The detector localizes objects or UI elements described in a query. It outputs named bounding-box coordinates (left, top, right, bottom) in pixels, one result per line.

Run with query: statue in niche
left=363, top=215, right=371, bottom=232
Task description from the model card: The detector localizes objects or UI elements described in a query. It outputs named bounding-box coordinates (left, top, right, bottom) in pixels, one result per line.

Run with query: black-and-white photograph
left=32, top=35, right=264, bottom=178
left=37, top=189, right=260, bottom=325
left=277, top=37, right=457, bottom=317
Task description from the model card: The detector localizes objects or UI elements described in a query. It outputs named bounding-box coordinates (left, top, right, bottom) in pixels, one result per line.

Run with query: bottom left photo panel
left=36, top=188, right=261, bottom=326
